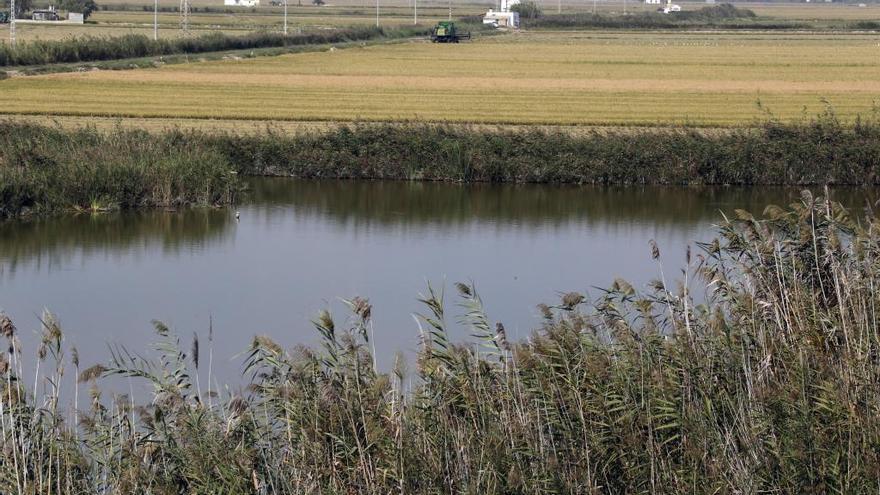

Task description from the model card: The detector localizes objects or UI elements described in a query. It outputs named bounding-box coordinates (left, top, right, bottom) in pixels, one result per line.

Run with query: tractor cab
left=431, top=21, right=470, bottom=43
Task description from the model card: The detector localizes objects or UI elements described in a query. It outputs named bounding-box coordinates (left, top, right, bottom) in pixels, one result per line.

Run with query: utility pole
left=153, top=0, right=158, bottom=40
left=447, top=0, right=451, bottom=20
left=557, top=0, right=560, bottom=14
left=9, top=0, right=15, bottom=46
left=592, top=0, right=596, bottom=14
left=413, top=0, right=416, bottom=25
left=375, top=0, right=379, bottom=27
left=283, top=0, right=288, bottom=34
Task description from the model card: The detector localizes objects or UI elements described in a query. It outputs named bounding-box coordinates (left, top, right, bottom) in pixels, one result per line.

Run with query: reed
left=0, top=122, right=240, bottom=217
left=4, top=110, right=880, bottom=218
left=1, top=191, right=879, bottom=493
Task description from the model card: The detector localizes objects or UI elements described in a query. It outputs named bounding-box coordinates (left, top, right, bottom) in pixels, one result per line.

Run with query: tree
left=3, top=0, right=34, bottom=17
left=60, top=0, right=98, bottom=19
left=510, top=0, right=541, bottom=19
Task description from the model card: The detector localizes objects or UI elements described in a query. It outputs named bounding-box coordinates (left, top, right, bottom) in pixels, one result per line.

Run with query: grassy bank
left=1, top=192, right=879, bottom=492
left=3, top=113, right=880, bottom=217
left=0, top=26, right=426, bottom=67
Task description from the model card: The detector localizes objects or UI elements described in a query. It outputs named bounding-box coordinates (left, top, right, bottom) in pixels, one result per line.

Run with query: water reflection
left=0, top=180, right=876, bottom=380
left=0, top=208, right=232, bottom=279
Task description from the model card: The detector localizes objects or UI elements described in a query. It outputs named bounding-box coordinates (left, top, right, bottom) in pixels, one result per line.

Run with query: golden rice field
left=2, top=31, right=880, bottom=126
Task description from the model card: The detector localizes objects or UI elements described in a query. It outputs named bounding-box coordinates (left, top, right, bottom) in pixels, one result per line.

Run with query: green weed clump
left=1, top=192, right=879, bottom=493
left=0, top=26, right=426, bottom=67
left=0, top=123, right=240, bottom=217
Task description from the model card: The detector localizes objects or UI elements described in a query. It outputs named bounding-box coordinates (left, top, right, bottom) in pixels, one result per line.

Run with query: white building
left=483, top=0, right=520, bottom=29
left=224, top=0, right=259, bottom=6
left=483, top=10, right=520, bottom=27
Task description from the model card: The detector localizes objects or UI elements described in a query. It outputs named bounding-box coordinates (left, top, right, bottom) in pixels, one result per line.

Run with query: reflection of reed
left=249, top=178, right=876, bottom=230
left=0, top=209, right=233, bottom=278
left=2, top=179, right=875, bottom=278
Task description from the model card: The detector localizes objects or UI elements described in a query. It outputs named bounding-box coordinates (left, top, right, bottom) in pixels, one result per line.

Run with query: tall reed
left=0, top=123, right=240, bottom=217
left=1, top=191, right=879, bottom=493
left=3, top=109, right=880, bottom=219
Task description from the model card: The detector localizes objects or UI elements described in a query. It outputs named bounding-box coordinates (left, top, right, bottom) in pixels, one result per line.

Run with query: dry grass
left=2, top=31, right=880, bottom=126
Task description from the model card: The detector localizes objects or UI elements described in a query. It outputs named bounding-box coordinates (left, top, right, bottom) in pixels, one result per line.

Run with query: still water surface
left=0, top=180, right=874, bottom=380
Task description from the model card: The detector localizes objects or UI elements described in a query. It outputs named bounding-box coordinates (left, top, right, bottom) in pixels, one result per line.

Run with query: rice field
left=2, top=30, right=880, bottom=126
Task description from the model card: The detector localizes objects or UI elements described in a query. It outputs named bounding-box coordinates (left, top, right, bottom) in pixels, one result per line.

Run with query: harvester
left=431, top=21, right=470, bottom=43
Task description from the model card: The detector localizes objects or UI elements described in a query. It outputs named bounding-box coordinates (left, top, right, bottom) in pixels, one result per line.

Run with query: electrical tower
left=9, top=0, right=15, bottom=46
left=179, top=0, right=191, bottom=35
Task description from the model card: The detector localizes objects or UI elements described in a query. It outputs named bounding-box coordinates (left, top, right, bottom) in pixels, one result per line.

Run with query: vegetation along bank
left=1, top=192, right=880, bottom=492
left=511, top=3, right=880, bottom=31
left=0, top=26, right=429, bottom=68
left=2, top=113, right=880, bottom=218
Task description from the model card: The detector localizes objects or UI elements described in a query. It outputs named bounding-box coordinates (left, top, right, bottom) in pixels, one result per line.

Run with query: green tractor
left=431, top=21, right=470, bottom=43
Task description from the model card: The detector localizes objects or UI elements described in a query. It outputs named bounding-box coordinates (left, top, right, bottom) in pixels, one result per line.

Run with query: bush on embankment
left=3, top=112, right=880, bottom=218
left=0, top=123, right=239, bottom=217
left=2, top=192, right=880, bottom=493
left=0, top=26, right=425, bottom=67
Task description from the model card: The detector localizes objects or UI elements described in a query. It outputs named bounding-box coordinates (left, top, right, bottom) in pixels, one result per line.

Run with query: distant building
left=645, top=0, right=661, bottom=4
left=68, top=12, right=84, bottom=23
left=483, top=10, right=520, bottom=28
left=224, top=0, right=259, bottom=6
left=32, top=7, right=60, bottom=21
left=483, top=0, right=520, bottom=29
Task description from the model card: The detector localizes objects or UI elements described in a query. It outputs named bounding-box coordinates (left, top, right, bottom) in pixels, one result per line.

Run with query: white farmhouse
left=483, top=0, right=520, bottom=29
left=225, top=0, right=259, bottom=6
